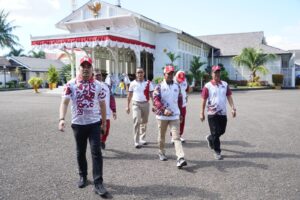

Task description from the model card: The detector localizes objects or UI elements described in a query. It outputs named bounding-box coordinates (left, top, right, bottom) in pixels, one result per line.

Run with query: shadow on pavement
left=223, top=148, right=300, bottom=159
left=183, top=140, right=255, bottom=149
left=183, top=160, right=268, bottom=173
left=105, top=183, right=220, bottom=199
left=103, top=149, right=157, bottom=160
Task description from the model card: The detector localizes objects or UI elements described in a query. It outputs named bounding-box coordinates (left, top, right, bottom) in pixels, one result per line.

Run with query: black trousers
left=208, top=115, right=227, bottom=154
left=71, top=121, right=103, bottom=184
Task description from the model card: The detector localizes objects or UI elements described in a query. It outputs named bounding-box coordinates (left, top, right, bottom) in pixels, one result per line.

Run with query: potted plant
left=28, top=77, right=43, bottom=93
left=47, top=65, right=59, bottom=90
left=272, top=74, right=284, bottom=89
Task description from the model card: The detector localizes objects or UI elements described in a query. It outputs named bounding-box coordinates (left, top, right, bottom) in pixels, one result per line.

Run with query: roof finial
left=71, top=0, right=77, bottom=12
left=116, top=0, right=121, bottom=7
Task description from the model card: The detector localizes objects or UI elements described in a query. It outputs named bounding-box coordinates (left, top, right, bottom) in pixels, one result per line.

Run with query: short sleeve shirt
left=201, top=80, right=232, bottom=115
left=62, top=78, right=106, bottom=125
left=129, top=80, right=154, bottom=102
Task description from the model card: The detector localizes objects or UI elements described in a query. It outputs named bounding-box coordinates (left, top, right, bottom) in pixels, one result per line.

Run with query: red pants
left=180, top=107, right=186, bottom=136
left=101, top=119, right=110, bottom=143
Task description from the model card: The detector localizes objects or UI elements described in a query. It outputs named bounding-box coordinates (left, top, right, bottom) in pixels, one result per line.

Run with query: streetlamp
left=3, top=65, right=6, bottom=88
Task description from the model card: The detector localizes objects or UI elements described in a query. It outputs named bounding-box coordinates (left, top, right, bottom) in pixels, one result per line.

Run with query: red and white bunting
left=32, top=35, right=155, bottom=53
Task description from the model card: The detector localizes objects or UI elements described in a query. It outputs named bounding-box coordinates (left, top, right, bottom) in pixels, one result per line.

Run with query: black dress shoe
left=94, top=183, right=108, bottom=196
left=78, top=176, right=87, bottom=188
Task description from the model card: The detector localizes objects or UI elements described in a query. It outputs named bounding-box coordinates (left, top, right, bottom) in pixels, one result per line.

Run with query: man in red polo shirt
left=200, top=65, right=236, bottom=160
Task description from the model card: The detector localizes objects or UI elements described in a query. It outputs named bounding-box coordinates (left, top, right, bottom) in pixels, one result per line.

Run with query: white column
left=135, top=50, right=141, bottom=68
left=291, top=64, right=295, bottom=87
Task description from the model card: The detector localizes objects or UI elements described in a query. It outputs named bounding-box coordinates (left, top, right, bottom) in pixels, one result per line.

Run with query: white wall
left=219, top=56, right=282, bottom=84
left=153, top=32, right=177, bottom=77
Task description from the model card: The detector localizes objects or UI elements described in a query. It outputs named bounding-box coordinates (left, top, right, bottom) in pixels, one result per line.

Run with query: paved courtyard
left=0, top=89, right=299, bottom=200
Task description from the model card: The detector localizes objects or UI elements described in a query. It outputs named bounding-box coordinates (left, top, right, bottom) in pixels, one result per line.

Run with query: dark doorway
left=140, top=51, right=154, bottom=81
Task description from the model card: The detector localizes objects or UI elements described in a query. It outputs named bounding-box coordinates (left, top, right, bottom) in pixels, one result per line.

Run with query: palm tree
left=8, top=47, right=26, bottom=56
left=166, top=51, right=180, bottom=65
left=0, top=10, right=19, bottom=49
left=233, top=48, right=276, bottom=82
left=164, top=51, right=180, bottom=71
left=29, top=50, right=45, bottom=58
left=190, top=56, right=206, bottom=87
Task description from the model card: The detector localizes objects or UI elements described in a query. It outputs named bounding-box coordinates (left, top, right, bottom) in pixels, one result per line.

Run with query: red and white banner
left=32, top=35, right=155, bottom=53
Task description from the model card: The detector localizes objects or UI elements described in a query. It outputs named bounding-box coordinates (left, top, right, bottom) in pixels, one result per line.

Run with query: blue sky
left=1, top=0, right=300, bottom=56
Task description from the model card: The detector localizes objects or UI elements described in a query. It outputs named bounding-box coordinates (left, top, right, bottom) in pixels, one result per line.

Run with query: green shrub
left=6, top=80, right=17, bottom=88
left=18, top=81, right=26, bottom=88
left=47, top=65, right=59, bottom=84
left=153, top=77, right=164, bottom=84
left=272, top=74, right=284, bottom=86
left=185, top=73, right=193, bottom=85
left=28, top=77, right=43, bottom=88
left=247, top=81, right=261, bottom=87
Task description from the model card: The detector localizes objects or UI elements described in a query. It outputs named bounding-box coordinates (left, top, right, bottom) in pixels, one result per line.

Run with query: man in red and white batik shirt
left=200, top=65, right=236, bottom=160
left=126, top=68, right=154, bottom=149
left=153, top=65, right=187, bottom=169
left=58, top=56, right=108, bottom=196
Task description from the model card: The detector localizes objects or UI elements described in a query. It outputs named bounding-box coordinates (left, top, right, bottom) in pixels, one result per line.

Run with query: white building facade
left=31, top=1, right=213, bottom=81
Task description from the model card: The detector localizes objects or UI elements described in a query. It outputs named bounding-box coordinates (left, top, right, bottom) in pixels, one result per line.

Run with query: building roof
left=0, top=56, right=11, bottom=67
left=197, top=31, right=290, bottom=56
left=53, top=0, right=213, bottom=49
left=8, top=56, right=65, bottom=72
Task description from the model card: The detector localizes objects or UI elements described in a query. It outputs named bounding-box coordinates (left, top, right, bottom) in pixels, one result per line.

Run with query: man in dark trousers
left=200, top=65, right=236, bottom=160
left=58, top=56, right=108, bottom=196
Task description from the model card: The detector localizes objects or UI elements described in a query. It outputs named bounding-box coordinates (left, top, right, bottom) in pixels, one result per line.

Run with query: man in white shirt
left=126, top=68, right=154, bottom=148
left=58, top=56, right=108, bottom=196
left=153, top=65, right=187, bottom=169
left=200, top=65, right=236, bottom=160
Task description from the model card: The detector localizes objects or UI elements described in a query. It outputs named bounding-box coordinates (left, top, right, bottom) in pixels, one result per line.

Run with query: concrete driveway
left=0, top=89, right=299, bottom=200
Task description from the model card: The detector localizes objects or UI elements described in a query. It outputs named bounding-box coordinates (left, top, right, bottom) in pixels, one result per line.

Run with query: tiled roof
left=197, top=32, right=290, bottom=56
left=0, top=57, right=11, bottom=67
left=8, top=56, right=65, bottom=72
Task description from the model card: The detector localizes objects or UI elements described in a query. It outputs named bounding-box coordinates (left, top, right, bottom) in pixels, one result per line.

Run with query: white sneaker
left=214, top=153, right=223, bottom=160
left=134, top=143, right=141, bottom=149
left=140, top=139, right=147, bottom=145
left=180, top=137, right=185, bottom=143
left=171, top=138, right=174, bottom=144
left=158, top=153, right=168, bottom=161
left=176, top=157, right=187, bottom=169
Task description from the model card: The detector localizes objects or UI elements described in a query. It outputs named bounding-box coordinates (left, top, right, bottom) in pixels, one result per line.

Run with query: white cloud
left=0, top=0, right=31, bottom=11
left=266, top=35, right=300, bottom=50
left=47, top=0, right=61, bottom=10
left=266, top=22, right=300, bottom=50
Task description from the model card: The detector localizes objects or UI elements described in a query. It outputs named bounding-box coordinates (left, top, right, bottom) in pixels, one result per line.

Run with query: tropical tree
left=0, top=10, right=19, bottom=49
left=189, top=56, right=206, bottom=86
left=233, top=48, right=276, bottom=82
left=60, top=64, right=72, bottom=83
left=7, top=47, right=26, bottom=56
left=164, top=50, right=180, bottom=71
left=29, top=50, right=45, bottom=58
